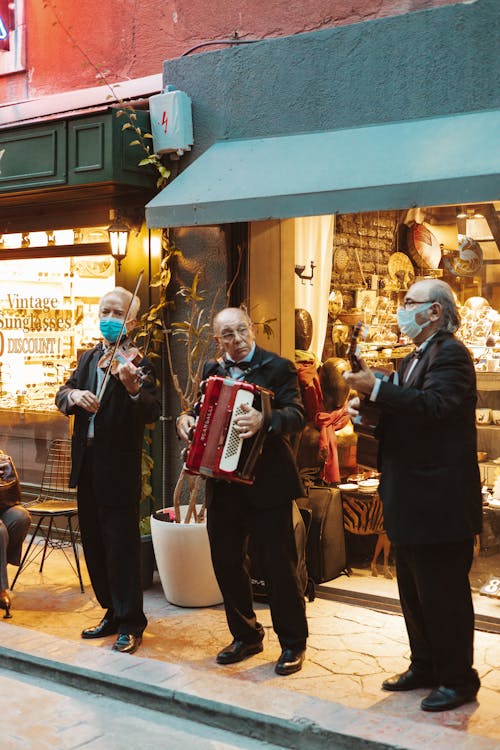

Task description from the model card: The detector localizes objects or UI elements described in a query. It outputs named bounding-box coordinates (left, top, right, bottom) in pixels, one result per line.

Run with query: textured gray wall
left=163, top=226, right=227, bottom=501
left=162, top=0, right=499, bottom=165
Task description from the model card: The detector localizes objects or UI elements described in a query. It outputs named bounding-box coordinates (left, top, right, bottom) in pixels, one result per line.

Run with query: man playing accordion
left=177, top=307, right=308, bottom=675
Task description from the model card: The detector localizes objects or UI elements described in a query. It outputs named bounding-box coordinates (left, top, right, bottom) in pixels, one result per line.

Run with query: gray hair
left=428, top=280, right=461, bottom=333
left=101, top=287, right=140, bottom=320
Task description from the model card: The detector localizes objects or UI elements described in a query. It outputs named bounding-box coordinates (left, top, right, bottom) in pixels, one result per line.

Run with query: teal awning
left=146, top=110, right=500, bottom=227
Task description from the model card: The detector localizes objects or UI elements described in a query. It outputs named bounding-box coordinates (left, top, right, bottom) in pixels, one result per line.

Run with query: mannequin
left=294, top=308, right=314, bottom=354
left=294, top=309, right=321, bottom=368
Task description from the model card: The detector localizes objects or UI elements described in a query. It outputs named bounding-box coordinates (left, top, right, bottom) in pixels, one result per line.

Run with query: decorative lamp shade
left=465, top=216, right=493, bottom=242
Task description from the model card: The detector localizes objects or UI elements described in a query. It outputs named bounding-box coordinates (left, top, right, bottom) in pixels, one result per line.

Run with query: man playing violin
left=55, top=287, right=160, bottom=655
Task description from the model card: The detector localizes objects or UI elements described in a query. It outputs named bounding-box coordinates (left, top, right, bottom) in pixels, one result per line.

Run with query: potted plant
left=136, top=238, right=224, bottom=606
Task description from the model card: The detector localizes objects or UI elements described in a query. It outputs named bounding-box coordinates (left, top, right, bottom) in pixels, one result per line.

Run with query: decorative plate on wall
left=333, top=247, right=349, bottom=274
left=388, top=252, right=415, bottom=289
left=442, top=237, right=483, bottom=277
left=407, top=223, right=441, bottom=270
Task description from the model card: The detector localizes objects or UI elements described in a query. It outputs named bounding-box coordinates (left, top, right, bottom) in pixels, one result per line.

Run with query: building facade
left=1, top=0, right=499, bottom=615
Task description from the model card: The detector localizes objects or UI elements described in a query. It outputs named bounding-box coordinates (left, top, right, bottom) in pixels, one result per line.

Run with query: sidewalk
left=1, top=543, right=500, bottom=750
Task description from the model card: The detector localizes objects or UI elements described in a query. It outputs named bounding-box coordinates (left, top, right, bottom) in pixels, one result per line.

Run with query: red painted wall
left=1, top=0, right=461, bottom=103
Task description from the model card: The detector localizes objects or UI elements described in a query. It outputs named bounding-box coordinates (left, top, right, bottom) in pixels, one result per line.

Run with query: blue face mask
left=99, top=317, right=124, bottom=343
left=396, top=302, right=432, bottom=340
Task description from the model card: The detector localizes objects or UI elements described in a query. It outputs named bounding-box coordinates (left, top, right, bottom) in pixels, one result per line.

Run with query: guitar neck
left=347, top=322, right=363, bottom=373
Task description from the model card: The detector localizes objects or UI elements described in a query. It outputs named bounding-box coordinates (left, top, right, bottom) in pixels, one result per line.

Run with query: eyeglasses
left=401, top=298, right=435, bottom=310
left=218, top=325, right=251, bottom=342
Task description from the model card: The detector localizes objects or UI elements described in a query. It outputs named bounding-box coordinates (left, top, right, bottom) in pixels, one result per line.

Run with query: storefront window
left=0, top=253, right=115, bottom=491
left=261, top=201, right=500, bottom=624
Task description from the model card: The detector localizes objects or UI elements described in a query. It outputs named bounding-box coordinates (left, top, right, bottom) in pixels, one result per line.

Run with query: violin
left=95, top=270, right=148, bottom=401
left=97, top=339, right=152, bottom=395
left=98, top=341, right=143, bottom=375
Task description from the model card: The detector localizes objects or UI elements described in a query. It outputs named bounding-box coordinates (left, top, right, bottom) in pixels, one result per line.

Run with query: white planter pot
left=151, top=505, right=223, bottom=607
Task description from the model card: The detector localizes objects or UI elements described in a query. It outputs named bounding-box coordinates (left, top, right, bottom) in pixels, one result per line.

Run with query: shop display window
left=285, top=202, right=500, bottom=623
left=0, top=254, right=115, bottom=490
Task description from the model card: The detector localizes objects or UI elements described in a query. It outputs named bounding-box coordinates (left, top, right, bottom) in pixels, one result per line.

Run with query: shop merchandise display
left=0, top=255, right=113, bottom=414
left=0, top=255, right=115, bottom=487
left=324, top=209, right=500, bottom=608
left=479, top=478, right=500, bottom=597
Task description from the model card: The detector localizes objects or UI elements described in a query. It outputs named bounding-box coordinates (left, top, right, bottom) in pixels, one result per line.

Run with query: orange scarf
left=314, top=407, right=350, bottom=483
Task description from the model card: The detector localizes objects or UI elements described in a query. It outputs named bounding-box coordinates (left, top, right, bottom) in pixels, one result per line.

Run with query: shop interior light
left=144, top=229, right=162, bottom=258
left=2, top=233, right=22, bottom=249
left=53, top=229, right=75, bottom=245
left=465, top=211, right=494, bottom=242
left=28, top=231, right=49, bottom=247
left=456, top=206, right=494, bottom=242
left=107, top=211, right=130, bottom=270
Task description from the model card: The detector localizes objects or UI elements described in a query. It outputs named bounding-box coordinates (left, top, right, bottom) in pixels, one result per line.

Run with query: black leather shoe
left=382, top=669, right=435, bottom=692
left=0, top=590, right=12, bottom=619
left=216, top=639, right=264, bottom=665
left=112, top=633, right=142, bottom=654
left=81, top=617, right=118, bottom=639
left=275, top=648, right=305, bottom=676
left=421, top=685, right=478, bottom=712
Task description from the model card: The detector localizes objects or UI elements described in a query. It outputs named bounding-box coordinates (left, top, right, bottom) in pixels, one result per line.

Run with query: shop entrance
left=250, top=201, right=500, bottom=629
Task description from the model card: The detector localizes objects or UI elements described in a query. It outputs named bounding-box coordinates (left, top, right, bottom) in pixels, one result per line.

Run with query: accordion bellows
left=185, top=376, right=273, bottom=485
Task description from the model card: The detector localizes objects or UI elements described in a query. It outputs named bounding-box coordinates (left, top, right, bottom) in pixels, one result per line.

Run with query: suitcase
left=296, top=486, right=347, bottom=583
left=249, top=501, right=316, bottom=602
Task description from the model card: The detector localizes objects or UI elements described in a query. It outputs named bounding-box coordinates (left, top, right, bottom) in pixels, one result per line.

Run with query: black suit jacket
left=375, top=331, right=482, bottom=544
left=202, top=345, right=305, bottom=509
left=55, top=344, right=161, bottom=506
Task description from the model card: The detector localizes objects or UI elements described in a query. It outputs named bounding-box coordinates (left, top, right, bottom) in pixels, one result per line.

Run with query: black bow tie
left=224, top=359, right=253, bottom=372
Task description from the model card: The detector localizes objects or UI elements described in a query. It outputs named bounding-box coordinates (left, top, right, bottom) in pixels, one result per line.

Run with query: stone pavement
left=1, top=543, right=500, bottom=749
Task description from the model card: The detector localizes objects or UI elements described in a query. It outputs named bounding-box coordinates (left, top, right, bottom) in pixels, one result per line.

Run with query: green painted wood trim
left=0, top=123, right=67, bottom=191
left=0, top=110, right=155, bottom=195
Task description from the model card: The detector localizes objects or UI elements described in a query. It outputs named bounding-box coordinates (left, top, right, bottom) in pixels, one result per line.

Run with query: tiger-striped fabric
left=342, top=491, right=385, bottom=534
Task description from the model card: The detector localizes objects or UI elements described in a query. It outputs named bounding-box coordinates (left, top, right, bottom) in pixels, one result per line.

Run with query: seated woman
left=0, top=505, right=31, bottom=618
left=0, top=452, right=31, bottom=618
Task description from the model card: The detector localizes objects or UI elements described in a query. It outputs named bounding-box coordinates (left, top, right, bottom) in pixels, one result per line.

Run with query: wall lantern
left=295, top=260, right=316, bottom=285
left=107, top=211, right=130, bottom=270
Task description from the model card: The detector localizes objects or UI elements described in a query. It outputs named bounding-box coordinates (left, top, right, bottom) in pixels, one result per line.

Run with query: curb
left=0, top=623, right=497, bottom=750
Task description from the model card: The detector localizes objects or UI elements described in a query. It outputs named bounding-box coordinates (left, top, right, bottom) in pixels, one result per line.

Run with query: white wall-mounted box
left=149, top=87, right=194, bottom=155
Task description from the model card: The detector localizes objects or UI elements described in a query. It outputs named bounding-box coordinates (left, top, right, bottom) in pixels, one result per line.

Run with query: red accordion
left=184, top=376, right=273, bottom=485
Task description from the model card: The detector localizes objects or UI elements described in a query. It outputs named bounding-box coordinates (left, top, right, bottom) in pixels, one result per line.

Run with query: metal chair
left=11, top=438, right=84, bottom=592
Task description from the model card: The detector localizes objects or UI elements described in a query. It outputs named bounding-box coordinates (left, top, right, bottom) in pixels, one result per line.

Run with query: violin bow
left=96, top=269, right=144, bottom=402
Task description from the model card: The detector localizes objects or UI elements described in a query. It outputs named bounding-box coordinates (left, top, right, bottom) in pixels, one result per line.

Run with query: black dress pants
left=207, top=492, right=308, bottom=650
left=77, top=447, right=147, bottom=636
left=395, top=538, right=480, bottom=690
